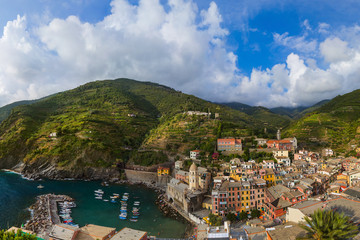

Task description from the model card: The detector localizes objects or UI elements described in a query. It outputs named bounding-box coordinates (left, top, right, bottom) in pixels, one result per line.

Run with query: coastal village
left=13, top=126, right=360, bottom=240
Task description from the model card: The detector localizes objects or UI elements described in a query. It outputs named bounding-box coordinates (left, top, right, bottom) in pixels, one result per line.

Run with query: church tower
left=189, top=162, right=199, bottom=191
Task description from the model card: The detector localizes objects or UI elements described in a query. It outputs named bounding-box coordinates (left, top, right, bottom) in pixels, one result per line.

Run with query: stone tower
left=189, top=162, right=199, bottom=191
left=277, top=129, right=281, bottom=140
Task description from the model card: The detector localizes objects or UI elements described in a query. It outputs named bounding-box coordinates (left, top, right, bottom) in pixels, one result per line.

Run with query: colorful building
left=157, top=167, right=170, bottom=176
left=266, top=140, right=293, bottom=151
left=261, top=169, right=275, bottom=187
left=217, top=138, right=242, bottom=152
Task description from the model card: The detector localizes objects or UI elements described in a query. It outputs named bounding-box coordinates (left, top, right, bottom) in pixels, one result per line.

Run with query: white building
left=175, top=160, right=183, bottom=170
left=190, top=150, right=201, bottom=160
left=263, top=160, right=275, bottom=169
left=207, top=221, right=230, bottom=239
left=273, top=150, right=289, bottom=158
left=277, top=158, right=291, bottom=167
left=255, top=138, right=267, bottom=146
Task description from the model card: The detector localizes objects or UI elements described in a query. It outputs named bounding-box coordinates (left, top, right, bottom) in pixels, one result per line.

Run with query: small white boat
left=37, top=184, right=44, bottom=189
left=94, top=189, right=104, bottom=194
left=103, top=199, right=109, bottom=202
left=95, top=196, right=102, bottom=200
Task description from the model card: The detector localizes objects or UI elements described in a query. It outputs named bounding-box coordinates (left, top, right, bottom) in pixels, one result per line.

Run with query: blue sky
left=0, top=0, right=360, bottom=107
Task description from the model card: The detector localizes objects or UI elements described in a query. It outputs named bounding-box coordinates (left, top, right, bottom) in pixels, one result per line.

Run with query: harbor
left=0, top=171, right=187, bottom=238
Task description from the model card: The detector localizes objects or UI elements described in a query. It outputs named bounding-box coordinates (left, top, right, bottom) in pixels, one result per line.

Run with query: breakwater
left=24, top=194, right=73, bottom=237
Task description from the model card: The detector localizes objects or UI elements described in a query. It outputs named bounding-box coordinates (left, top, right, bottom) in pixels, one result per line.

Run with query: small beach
left=0, top=170, right=187, bottom=238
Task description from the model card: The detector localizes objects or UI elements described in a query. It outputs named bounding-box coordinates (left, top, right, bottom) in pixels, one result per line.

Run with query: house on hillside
left=190, top=150, right=201, bottom=160
left=217, top=138, right=242, bottom=152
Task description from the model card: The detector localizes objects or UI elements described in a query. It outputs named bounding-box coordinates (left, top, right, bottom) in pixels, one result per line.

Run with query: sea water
left=0, top=171, right=187, bottom=237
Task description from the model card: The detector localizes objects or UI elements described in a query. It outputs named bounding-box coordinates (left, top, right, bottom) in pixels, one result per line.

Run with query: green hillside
left=0, top=100, right=38, bottom=123
left=218, top=102, right=291, bottom=128
left=270, top=100, right=329, bottom=119
left=0, top=78, right=283, bottom=176
left=284, top=90, right=360, bottom=152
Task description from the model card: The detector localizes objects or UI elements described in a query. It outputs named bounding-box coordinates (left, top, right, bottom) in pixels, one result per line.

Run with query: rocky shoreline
left=155, top=193, right=196, bottom=238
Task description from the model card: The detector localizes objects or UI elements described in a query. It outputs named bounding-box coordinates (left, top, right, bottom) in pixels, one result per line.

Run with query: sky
left=1, top=0, right=360, bottom=108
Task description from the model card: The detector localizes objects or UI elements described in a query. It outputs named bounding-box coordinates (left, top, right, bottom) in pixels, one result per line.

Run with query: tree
left=226, top=212, right=237, bottom=222
left=250, top=209, right=261, bottom=219
left=299, top=209, right=359, bottom=240
left=0, top=229, right=37, bottom=240
left=208, top=213, right=223, bottom=226
left=239, top=211, right=248, bottom=221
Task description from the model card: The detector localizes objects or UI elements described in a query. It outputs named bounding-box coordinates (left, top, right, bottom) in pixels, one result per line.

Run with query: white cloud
left=318, top=22, right=330, bottom=34
left=273, top=32, right=318, bottom=55
left=302, top=19, right=312, bottom=31
left=320, top=37, right=353, bottom=63
left=1, top=0, right=360, bottom=109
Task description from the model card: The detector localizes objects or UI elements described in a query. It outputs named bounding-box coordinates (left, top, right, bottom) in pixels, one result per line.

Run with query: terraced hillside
left=284, top=89, right=360, bottom=152
left=0, top=78, right=283, bottom=178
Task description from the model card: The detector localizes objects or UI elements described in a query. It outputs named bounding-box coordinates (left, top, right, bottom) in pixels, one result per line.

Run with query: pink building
left=175, top=170, right=189, bottom=183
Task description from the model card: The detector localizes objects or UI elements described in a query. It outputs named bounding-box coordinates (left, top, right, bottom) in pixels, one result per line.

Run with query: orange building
left=217, top=138, right=242, bottom=152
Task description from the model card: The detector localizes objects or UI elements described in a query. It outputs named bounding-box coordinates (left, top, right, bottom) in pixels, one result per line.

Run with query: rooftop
left=111, top=227, right=147, bottom=240
left=76, top=224, right=115, bottom=240
left=267, top=185, right=290, bottom=199
left=266, top=223, right=306, bottom=240
left=291, top=197, right=360, bottom=222
left=50, top=224, right=79, bottom=240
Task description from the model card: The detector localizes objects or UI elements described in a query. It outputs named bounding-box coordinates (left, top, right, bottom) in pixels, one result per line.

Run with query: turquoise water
left=0, top=171, right=187, bottom=237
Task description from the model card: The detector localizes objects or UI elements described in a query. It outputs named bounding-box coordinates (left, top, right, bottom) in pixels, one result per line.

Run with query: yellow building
left=337, top=174, right=348, bottom=184
left=230, top=167, right=241, bottom=181
left=202, top=197, right=212, bottom=210
left=241, top=181, right=251, bottom=212
left=262, top=169, right=275, bottom=187
left=321, top=162, right=327, bottom=170
left=157, top=167, right=170, bottom=176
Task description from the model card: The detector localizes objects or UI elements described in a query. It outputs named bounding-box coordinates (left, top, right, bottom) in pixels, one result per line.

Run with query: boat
left=37, top=184, right=44, bottom=189
left=95, top=196, right=102, bottom=200
left=94, top=189, right=104, bottom=194
left=130, top=218, right=138, bottom=222
left=111, top=199, right=116, bottom=203
left=119, top=213, right=127, bottom=220
left=103, top=199, right=109, bottom=202
left=113, top=193, right=120, bottom=196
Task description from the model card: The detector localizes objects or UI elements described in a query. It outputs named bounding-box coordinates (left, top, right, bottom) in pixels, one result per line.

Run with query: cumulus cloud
left=320, top=37, right=353, bottom=63
left=1, top=0, right=360, bottom=108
